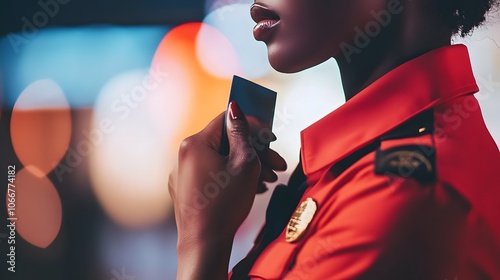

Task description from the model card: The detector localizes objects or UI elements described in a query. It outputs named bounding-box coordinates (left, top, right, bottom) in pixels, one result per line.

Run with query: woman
left=169, top=0, right=500, bottom=279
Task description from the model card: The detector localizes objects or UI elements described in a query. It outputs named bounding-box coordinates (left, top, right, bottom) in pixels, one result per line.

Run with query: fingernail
left=229, top=101, right=244, bottom=121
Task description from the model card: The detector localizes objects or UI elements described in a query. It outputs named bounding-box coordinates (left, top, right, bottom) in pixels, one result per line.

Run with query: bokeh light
left=203, top=3, right=274, bottom=78
left=98, top=223, right=177, bottom=280
left=196, top=23, right=242, bottom=78
left=8, top=168, right=62, bottom=248
left=11, top=79, right=72, bottom=176
left=454, top=23, right=500, bottom=146
left=0, top=72, right=3, bottom=118
left=256, top=62, right=345, bottom=169
left=151, top=22, right=230, bottom=152
left=204, top=0, right=252, bottom=14
left=89, top=69, right=173, bottom=228
left=2, top=26, right=168, bottom=108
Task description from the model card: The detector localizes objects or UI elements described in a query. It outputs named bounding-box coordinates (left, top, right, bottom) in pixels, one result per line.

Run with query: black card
left=220, top=76, right=277, bottom=155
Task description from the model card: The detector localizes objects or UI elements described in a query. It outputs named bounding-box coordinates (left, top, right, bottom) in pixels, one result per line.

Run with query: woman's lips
left=250, top=3, right=280, bottom=41
left=253, top=19, right=280, bottom=41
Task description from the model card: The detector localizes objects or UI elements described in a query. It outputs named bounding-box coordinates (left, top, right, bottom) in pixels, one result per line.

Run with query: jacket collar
left=300, top=44, right=479, bottom=182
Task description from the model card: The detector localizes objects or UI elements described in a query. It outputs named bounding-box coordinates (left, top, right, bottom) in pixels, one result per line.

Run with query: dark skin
left=169, top=0, right=454, bottom=279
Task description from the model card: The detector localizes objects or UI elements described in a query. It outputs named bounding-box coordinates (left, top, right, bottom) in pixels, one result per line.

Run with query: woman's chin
left=270, top=63, right=301, bottom=74
left=267, top=53, right=305, bottom=74
left=268, top=57, right=323, bottom=74
left=267, top=46, right=330, bottom=74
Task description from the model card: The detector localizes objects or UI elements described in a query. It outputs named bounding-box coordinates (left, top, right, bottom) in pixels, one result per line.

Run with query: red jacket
left=230, top=44, right=500, bottom=279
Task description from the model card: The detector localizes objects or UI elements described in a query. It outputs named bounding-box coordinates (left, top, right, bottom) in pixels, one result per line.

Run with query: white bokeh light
left=90, top=69, right=174, bottom=228
left=260, top=59, right=345, bottom=169
left=13, top=79, right=69, bottom=110
left=196, top=23, right=242, bottom=79
left=203, top=3, right=274, bottom=78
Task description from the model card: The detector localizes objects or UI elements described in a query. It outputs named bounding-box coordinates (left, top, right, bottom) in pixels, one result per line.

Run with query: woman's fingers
left=260, top=167, right=278, bottom=183
left=226, top=102, right=261, bottom=173
left=173, top=102, right=263, bottom=243
left=187, top=108, right=285, bottom=196
left=256, top=182, right=269, bottom=194
left=257, top=148, right=287, bottom=186
left=267, top=149, right=287, bottom=171
left=259, top=148, right=287, bottom=172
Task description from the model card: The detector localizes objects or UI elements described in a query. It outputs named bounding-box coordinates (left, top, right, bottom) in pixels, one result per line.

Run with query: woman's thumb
left=226, top=102, right=257, bottom=166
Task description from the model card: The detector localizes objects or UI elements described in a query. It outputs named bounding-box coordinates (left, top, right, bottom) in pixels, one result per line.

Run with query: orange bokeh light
left=10, top=80, right=72, bottom=176
left=11, top=109, right=72, bottom=175
left=150, top=22, right=232, bottom=152
left=8, top=168, right=62, bottom=248
left=90, top=23, right=240, bottom=228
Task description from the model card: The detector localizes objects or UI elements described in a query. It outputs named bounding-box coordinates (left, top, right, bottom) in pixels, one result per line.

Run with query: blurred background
left=0, top=0, right=499, bottom=279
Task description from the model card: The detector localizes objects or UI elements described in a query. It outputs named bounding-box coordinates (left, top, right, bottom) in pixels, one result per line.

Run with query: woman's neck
left=335, top=0, right=452, bottom=101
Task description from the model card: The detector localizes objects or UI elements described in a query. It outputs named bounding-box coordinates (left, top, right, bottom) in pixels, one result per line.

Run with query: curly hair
left=440, top=0, right=500, bottom=36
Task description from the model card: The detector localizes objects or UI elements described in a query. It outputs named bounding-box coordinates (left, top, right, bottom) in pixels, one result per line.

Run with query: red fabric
left=236, top=44, right=500, bottom=279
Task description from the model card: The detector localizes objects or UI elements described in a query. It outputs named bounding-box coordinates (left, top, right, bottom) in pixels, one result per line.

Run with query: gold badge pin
left=286, top=197, right=317, bottom=243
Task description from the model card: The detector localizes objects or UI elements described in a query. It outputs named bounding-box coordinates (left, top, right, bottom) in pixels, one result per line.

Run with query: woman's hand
left=169, top=102, right=286, bottom=280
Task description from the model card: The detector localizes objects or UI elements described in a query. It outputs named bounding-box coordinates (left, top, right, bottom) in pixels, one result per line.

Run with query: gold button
left=286, top=198, right=317, bottom=243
